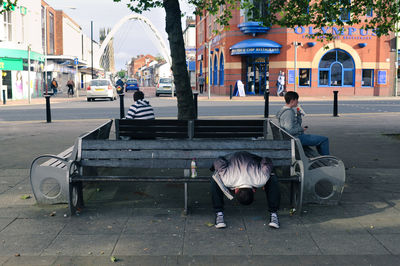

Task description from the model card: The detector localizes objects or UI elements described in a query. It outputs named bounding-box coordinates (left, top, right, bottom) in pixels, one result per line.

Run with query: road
left=1, top=96, right=400, bottom=121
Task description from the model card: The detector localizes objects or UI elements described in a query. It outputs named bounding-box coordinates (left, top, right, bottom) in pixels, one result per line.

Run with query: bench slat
left=194, top=120, right=264, bottom=126
left=193, top=132, right=263, bottom=138
left=80, top=158, right=292, bottom=168
left=81, top=150, right=292, bottom=160
left=81, top=139, right=291, bottom=150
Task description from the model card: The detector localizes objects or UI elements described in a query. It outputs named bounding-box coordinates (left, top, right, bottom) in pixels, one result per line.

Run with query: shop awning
left=230, top=38, right=282, bottom=56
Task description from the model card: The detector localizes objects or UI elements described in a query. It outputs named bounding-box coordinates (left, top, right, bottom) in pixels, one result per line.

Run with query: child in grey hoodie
left=276, top=91, right=329, bottom=155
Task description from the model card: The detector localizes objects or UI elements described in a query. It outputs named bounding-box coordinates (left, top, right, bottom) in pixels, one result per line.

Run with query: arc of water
left=95, top=14, right=172, bottom=69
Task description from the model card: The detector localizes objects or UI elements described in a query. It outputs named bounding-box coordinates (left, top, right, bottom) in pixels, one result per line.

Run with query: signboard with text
left=377, top=71, right=386, bottom=85
left=288, top=70, right=295, bottom=84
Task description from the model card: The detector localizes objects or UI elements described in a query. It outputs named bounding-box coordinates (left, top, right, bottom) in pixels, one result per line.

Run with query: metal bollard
left=333, top=90, right=338, bottom=117
left=45, top=95, right=51, bottom=123
left=119, top=93, right=125, bottom=119
left=2, top=90, right=5, bottom=105
left=193, top=92, right=198, bottom=119
left=264, top=90, right=270, bottom=118
left=229, top=85, right=233, bottom=100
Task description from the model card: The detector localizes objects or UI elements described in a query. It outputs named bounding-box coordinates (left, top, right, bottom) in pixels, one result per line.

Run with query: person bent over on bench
left=210, top=151, right=281, bottom=229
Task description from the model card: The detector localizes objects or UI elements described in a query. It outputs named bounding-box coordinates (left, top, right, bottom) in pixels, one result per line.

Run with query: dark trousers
left=211, top=174, right=281, bottom=213
left=199, top=84, right=204, bottom=93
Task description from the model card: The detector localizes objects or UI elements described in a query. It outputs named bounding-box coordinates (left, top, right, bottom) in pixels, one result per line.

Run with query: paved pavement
left=1, top=96, right=400, bottom=265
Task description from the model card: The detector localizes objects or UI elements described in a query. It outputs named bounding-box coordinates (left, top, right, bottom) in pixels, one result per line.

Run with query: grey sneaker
left=268, top=213, right=280, bottom=229
left=215, top=212, right=226, bottom=229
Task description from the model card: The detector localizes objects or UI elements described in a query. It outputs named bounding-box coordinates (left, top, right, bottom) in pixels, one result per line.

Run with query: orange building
left=196, top=8, right=394, bottom=97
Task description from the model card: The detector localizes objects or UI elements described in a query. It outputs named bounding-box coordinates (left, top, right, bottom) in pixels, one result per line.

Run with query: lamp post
left=206, top=40, right=211, bottom=99
left=293, top=41, right=302, bottom=92
left=91, top=20, right=94, bottom=79
left=28, top=44, right=31, bottom=104
left=396, top=15, right=399, bottom=97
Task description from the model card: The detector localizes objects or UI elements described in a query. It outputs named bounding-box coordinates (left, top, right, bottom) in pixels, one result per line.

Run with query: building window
left=340, top=0, right=351, bottom=22
left=209, top=57, right=212, bottom=85
left=49, top=12, right=55, bottom=54
left=362, top=69, right=374, bottom=87
left=41, top=6, right=46, bottom=52
left=2, top=11, right=12, bottom=41
left=213, top=55, right=218, bottom=85
left=219, top=53, right=224, bottom=85
left=299, top=69, right=311, bottom=87
left=318, top=49, right=354, bottom=87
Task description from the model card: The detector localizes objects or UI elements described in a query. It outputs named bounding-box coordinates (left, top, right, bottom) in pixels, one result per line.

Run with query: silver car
left=156, top=77, right=174, bottom=96
left=86, top=79, right=117, bottom=101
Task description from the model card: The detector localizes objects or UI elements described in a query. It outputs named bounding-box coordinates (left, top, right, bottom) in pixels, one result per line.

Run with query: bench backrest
left=79, top=139, right=293, bottom=170
left=269, top=120, right=308, bottom=161
left=116, top=119, right=188, bottom=139
left=115, top=119, right=267, bottom=140
left=76, top=119, right=113, bottom=161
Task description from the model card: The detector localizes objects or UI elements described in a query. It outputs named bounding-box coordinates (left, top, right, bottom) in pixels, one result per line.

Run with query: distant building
left=196, top=5, right=394, bottom=96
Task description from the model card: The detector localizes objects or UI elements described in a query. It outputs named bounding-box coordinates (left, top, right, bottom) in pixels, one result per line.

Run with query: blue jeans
left=277, top=84, right=284, bottom=95
left=298, top=133, right=330, bottom=155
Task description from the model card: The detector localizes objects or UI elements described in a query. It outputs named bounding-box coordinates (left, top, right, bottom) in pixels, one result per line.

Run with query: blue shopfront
left=230, top=38, right=282, bottom=95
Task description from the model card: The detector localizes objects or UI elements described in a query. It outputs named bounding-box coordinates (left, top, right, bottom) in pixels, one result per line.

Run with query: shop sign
left=0, top=58, right=23, bottom=70
left=377, top=71, right=386, bottom=85
left=231, top=47, right=280, bottom=55
left=294, top=26, right=376, bottom=40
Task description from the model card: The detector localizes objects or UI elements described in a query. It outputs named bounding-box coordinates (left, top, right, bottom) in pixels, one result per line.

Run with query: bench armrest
left=308, top=155, right=343, bottom=169
left=30, top=154, right=69, bottom=169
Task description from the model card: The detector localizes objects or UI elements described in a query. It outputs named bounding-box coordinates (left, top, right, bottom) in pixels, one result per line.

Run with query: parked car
left=86, top=79, right=117, bottom=101
left=156, top=77, right=174, bottom=96
left=125, top=78, right=139, bottom=91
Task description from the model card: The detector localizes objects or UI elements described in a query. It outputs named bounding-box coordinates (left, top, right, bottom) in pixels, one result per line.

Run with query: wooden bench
left=269, top=120, right=346, bottom=205
left=29, top=120, right=113, bottom=205
left=65, top=119, right=304, bottom=216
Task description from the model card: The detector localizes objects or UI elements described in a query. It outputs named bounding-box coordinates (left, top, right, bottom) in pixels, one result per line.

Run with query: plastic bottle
left=191, top=158, right=197, bottom=178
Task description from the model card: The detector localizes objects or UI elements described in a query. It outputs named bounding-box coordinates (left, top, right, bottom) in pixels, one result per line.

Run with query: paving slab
left=61, top=216, right=128, bottom=235
left=330, top=255, right=400, bottom=266
left=373, top=234, right=400, bottom=255
left=0, top=256, right=10, bottom=265
left=124, top=215, right=185, bottom=235
left=114, top=233, right=184, bottom=256
left=183, top=230, right=252, bottom=256
left=310, top=233, right=389, bottom=255
left=3, top=255, right=57, bottom=266
left=249, top=231, right=321, bottom=255
left=42, top=234, right=119, bottom=256
left=0, top=233, right=56, bottom=256
left=0, top=218, right=66, bottom=236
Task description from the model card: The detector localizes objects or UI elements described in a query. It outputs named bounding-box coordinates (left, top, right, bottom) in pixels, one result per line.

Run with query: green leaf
left=20, top=194, right=31, bottom=200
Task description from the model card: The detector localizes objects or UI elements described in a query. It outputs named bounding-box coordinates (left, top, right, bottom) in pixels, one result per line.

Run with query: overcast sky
left=45, top=0, right=195, bottom=71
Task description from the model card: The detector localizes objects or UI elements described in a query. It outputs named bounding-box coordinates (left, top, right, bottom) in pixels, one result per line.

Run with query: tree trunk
left=163, top=0, right=195, bottom=120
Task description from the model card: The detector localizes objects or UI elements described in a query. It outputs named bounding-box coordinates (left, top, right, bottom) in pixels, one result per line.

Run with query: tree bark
left=163, top=0, right=195, bottom=120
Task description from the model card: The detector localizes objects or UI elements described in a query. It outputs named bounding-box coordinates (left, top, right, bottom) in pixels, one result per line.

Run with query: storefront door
left=246, top=56, right=269, bottom=95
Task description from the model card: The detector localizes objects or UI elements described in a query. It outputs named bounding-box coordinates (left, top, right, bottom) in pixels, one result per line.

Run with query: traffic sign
left=74, top=58, right=79, bottom=65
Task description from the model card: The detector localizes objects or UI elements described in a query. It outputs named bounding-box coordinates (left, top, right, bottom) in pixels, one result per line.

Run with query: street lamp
left=293, top=41, right=302, bottom=92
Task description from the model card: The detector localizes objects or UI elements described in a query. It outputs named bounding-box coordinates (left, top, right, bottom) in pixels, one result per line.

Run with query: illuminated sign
left=231, top=47, right=280, bottom=55
left=0, top=58, right=23, bottom=70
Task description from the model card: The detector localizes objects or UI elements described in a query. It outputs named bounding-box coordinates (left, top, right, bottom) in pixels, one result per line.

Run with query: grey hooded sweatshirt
left=276, top=106, right=303, bottom=137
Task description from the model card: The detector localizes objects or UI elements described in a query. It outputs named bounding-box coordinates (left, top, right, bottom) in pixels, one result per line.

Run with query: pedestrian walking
left=277, top=71, right=285, bottom=96
left=67, top=79, right=75, bottom=97
left=198, top=74, right=205, bottom=94
left=50, top=78, right=58, bottom=96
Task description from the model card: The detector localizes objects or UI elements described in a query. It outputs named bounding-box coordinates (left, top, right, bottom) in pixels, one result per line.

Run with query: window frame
left=219, top=53, right=224, bottom=85
left=318, top=49, right=355, bottom=87
left=299, top=68, right=311, bottom=87
left=213, top=55, right=218, bottom=85
left=361, top=69, right=374, bottom=87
